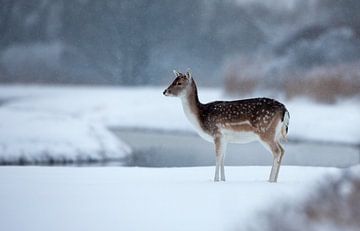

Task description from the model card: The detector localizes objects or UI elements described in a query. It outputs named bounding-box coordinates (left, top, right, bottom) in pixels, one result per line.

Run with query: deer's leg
left=268, top=142, right=284, bottom=183
left=214, top=136, right=226, bottom=182
left=273, top=142, right=285, bottom=181
left=214, top=157, right=220, bottom=182
left=277, top=143, right=285, bottom=163
left=220, top=142, right=227, bottom=181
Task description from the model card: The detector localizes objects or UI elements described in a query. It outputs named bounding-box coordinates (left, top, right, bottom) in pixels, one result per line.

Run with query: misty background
left=0, top=0, right=359, bottom=103
left=1, top=1, right=360, bottom=230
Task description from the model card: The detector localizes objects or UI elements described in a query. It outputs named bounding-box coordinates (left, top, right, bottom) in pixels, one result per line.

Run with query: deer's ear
left=186, top=69, right=192, bottom=80
left=173, top=70, right=181, bottom=77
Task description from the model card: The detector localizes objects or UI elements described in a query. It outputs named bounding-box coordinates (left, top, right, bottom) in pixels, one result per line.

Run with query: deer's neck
left=180, top=80, right=209, bottom=138
left=181, top=79, right=202, bottom=116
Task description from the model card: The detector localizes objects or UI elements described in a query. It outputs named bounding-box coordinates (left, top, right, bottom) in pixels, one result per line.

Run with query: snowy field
left=0, top=85, right=357, bottom=231
left=0, top=85, right=359, bottom=163
left=0, top=166, right=340, bottom=231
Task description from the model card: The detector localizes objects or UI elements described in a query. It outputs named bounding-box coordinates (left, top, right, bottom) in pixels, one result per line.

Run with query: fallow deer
left=163, top=70, right=290, bottom=183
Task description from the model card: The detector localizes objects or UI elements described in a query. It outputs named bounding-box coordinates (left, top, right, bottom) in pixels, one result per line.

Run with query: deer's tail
left=281, top=109, right=290, bottom=141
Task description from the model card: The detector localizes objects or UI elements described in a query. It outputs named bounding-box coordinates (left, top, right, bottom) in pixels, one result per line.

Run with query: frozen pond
left=113, top=128, right=360, bottom=168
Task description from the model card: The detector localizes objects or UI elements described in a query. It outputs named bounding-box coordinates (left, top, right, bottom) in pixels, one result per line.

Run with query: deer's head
left=163, top=70, right=192, bottom=97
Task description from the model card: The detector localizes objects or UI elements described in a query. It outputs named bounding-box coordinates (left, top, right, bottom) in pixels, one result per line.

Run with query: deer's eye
left=177, top=82, right=182, bottom=86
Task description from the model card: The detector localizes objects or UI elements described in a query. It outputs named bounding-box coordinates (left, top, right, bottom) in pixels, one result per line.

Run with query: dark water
left=1, top=127, right=358, bottom=167
left=113, top=128, right=360, bottom=168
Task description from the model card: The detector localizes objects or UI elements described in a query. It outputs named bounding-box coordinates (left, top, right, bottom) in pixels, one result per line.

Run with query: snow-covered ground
left=0, top=86, right=132, bottom=163
left=0, top=85, right=356, bottom=230
left=0, top=166, right=340, bottom=231
left=0, top=85, right=359, bottom=163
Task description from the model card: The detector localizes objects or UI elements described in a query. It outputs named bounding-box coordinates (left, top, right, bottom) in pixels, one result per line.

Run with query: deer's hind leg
left=270, top=142, right=285, bottom=182
left=260, top=139, right=284, bottom=183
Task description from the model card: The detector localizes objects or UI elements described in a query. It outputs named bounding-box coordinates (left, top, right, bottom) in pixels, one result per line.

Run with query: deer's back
left=200, top=97, right=287, bottom=136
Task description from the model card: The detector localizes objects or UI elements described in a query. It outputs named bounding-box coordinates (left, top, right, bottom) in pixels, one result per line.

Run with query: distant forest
left=0, top=0, right=360, bottom=87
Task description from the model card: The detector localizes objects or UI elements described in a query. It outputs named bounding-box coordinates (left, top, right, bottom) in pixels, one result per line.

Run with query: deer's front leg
left=220, top=145, right=227, bottom=181
left=214, top=135, right=226, bottom=182
left=214, top=157, right=220, bottom=182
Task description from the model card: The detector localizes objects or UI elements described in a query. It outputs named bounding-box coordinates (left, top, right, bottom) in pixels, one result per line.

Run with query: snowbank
left=0, top=86, right=131, bottom=163
left=0, top=166, right=339, bottom=231
left=250, top=166, right=360, bottom=231
left=0, top=85, right=358, bottom=163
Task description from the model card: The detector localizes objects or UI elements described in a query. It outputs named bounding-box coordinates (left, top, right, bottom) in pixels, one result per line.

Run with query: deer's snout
left=163, top=89, right=169, bottom=96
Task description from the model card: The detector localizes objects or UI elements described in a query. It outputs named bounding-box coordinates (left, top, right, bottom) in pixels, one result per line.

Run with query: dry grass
left=223, top=58, right=360, bottom=103
left=246, top=168, right=360, bottom=231
left=223, top=56, right=263, bottom=96
left=285, top=63, right=360, bottom=103
left=224, top=68, right=258, bottom=96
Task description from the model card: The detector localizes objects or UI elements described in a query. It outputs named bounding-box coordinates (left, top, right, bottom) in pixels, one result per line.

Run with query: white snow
left=0, top=85, right=131, bottom=163
left=0, top=166, right=340, bottom=231
left=286, top=98, right=360, bottom=144
left=0, top=85, right=359, bottom=163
